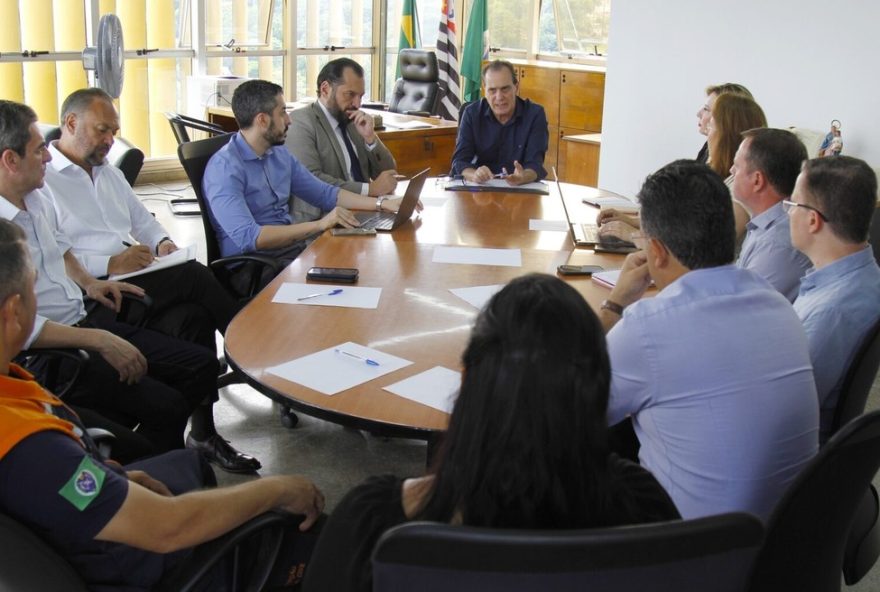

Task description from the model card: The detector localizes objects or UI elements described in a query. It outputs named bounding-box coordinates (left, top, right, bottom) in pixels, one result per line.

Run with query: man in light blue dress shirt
left=598, top=160, right=818, bottom=521
left=732, top=128, right=812, bottom=301
left=789, top=156, right=880, bottom=443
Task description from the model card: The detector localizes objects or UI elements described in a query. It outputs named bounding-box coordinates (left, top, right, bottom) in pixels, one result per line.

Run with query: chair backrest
left=373, top=514, right=763, bottom=592
left=390, top=49, right=440, bottom=115
left=831, top=317, right=880, bottom=434
left=748, top=409, right=880, bottom=592
left=0, top=513, right=89, bottom=592
left=38, top=123, right=143, bottom=187
left=165, top=111, right=227, bottom=145
left=177, top=133, right=234, bottom=265
left=870, top=207, right=880, bottom=265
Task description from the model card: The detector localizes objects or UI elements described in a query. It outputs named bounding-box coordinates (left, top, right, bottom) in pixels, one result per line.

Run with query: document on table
left=449, top=284, right=505, bottom=310
left=267, top=342, right=412, bottom=395
left=529, top=219, right=568, bottom=232
left=272, top=283, right=382, bottom=309
left=432, top=246, right=522, bottom=267
left=420, top=195, right=450, bottom=208
left=582, top=196, right=640, bottom=209
left=384, top=120, right=433, bottom=130
left=108, top=244, right=197, bottom=281
left=591, top=269, right=622, bottom=289
left=444, top=178, right=550, bottom=195
left=384, top=366, right=461, bottom=413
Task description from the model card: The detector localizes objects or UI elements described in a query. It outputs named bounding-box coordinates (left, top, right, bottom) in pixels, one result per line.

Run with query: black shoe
left=186, top=433, right=262, bottom=473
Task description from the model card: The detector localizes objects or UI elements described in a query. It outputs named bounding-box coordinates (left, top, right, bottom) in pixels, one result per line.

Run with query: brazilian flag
left=397, top=0, right=422, bottom=78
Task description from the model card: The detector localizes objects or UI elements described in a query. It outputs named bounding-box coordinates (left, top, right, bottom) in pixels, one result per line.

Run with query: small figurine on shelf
left=819, top=119, right=843, bottom=157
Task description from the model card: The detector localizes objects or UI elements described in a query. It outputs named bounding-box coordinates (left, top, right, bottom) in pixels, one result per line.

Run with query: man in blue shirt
left=203, top=80, right=411, bottom=282
left=789, top=156, right=880, bottom=443
left=732, top=128, right=812, bottom=301
left=450, top=60, right=548, bottom=185
left=599, top=160, right=818, bottom=521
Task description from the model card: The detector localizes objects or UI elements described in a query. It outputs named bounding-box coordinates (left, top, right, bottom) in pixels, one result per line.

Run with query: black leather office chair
left=373, top=513, right=763, bottom=592
left=165, top=112, right=227, bottom=145
left=748, top=409, right=880, bottom=592
left=870, top=207, right=880, bottom=265
left=389, top=49, right=440, bottom=117
left=177, top=134, right=297, bottom=426
left=0, top=510, right=296, bottom=592
left=40, top=125, right=144, bottom=187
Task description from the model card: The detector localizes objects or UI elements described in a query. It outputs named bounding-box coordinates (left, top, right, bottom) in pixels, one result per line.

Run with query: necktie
left=340, top=127, right=366, bottom=183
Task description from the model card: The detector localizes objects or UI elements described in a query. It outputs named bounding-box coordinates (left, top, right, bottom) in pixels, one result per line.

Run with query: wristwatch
left=156, top=236, right=173, bottom=255
left=601, top=299, right=625, bottom=316
left=376, top=196, right=387, bottom=212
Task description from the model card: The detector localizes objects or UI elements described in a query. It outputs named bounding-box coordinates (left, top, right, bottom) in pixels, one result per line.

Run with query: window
left=539, top=0, right=610, bottom=57
left=486, top=0, right=531, bottom=54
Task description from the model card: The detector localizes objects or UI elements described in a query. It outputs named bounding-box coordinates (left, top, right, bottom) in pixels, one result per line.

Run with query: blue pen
left=335, top=348, right=380, bottom=366
left=297, top=288, right=343, bottom=301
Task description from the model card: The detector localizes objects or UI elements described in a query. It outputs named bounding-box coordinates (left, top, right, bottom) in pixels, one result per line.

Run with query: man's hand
left=156, top=240, right=178, bottom=257
left=368, top=169, right=398, bottom=196
left=464, top=166, right=493, bottom=184
left=381, top=196, right=424, bottom=214
left=127, top=471, right=172, bottom=496
left=319, top=206, right=360, bottom=231
left=349, top=110, right=377, bottom=145
left=108, top=245, right=154, bottom=275
left=92, top=329, right=148, bottom=384
left=503, top=161, right=536, bottom=186
left=597, top=208, right=641, bottom=228
left=85, top=280, right=146, bottom=312
left=273, top=476, right=326, bottom=531
left=609, top=250, right=652, bottom=309
left=598, top=220, right=639, bottom=243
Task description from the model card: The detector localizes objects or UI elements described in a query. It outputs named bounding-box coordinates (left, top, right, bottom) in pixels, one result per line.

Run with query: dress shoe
left=186, top=433, right=262, bottom=473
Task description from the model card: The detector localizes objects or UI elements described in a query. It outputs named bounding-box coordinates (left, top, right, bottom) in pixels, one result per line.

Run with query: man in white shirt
left=44, top=87, right=239, bottom=356
left=285, top=58, right=398, bottom=228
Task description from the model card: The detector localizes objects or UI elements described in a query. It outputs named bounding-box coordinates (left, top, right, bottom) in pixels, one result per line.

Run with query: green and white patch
left=59, top=456, right=106, bottom=511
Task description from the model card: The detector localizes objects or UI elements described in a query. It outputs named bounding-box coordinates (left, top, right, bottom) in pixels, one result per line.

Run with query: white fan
left=82, top=14, right=125, bottom=98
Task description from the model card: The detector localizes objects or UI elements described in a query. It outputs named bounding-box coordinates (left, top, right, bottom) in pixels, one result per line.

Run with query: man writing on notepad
left=451, top=60, right=548, bottom=186
left=43, top=88, right=238, bottom=356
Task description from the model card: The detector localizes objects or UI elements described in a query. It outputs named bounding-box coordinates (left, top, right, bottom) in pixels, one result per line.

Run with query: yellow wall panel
left=147, top=0, right=177, bottom=156
left=116, top=1, right=150, bottom=154
left=20, top=0, right=57, bottom=120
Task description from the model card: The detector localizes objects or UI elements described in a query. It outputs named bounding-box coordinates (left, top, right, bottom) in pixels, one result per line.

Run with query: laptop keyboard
left=578, top=223, right=599, bottom=243
left=358, top=214, right=394, bottom=231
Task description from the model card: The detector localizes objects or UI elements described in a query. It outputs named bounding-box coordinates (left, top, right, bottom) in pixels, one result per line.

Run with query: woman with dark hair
left=302, top=273, right=679, bottom=591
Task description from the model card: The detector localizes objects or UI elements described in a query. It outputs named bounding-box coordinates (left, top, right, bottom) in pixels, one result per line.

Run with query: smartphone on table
left=306, top=267, right=359, bottom=283
left=557, top=264, right=604, bottom=276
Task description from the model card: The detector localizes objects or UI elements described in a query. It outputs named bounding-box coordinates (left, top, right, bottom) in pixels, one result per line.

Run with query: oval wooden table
left=224, top=180, right=633, bottom=448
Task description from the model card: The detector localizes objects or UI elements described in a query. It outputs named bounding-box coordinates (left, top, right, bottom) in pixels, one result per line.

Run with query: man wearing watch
left=204, top=80, right=413, bottom=292
left=599, top=159, right=818, bottom=521
left=286, top=58, right=399, bottom=240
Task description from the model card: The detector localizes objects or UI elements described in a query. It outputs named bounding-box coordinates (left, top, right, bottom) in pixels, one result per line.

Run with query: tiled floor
left=138, top=180, right=880, bottom=590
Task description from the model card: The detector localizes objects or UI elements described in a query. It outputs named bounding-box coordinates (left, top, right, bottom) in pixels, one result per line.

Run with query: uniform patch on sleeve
left=58, top=456, right=107, bottom=511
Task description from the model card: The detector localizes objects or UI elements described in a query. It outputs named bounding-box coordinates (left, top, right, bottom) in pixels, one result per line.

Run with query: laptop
left=553, top=167, right=638, bottom=253
left=354, top=167, right=430, bottom=231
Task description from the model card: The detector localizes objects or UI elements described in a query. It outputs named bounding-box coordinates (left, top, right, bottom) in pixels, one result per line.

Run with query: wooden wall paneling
left=560, top=70, right=605, bottom=132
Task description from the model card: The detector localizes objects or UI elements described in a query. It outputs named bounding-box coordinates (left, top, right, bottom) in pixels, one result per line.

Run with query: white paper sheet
left=591, top=269, right=622, bottom=289
left=529, top=219, right=568, bottom=232
left=384, top=366, right=461, bottom=413
left=449, top=284, right=505, bottom=310
left=432, top=246, right=522, bottom=267
left=444, top=178, right=549, bottom=195
left=108, top=244, right=197, bottom=281
left=267, top=342, right=412, bottom=395
left=272, top=283, right=382, bottom=309
left=384, top=120, right=433, bottom=130
left=420, top=195, right=450, bottom=208
left=582, top=196, right=640, bottom=209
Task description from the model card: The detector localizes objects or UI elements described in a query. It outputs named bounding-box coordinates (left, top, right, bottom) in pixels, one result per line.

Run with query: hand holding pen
left=108, top=241, right=155, bottom=275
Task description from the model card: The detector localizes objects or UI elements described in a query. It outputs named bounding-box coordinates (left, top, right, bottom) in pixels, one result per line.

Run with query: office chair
left=176, top=134, right=297, bottom=427
left=389, top=49, right=441, bottom=117
left=0, top=510, right=296, bottom=592
left=747, top=409, right=880, bottom=592
left=373, top=513, right=763, bottom=592
left=870, top=208, right=880, bottom=265
left=39, top=125, right=144, bottom=187
left=165, top=112, right=227, bottom=145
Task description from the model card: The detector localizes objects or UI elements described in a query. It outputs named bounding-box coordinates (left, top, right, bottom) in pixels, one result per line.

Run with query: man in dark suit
left=285, top=58, right=398, bottom=227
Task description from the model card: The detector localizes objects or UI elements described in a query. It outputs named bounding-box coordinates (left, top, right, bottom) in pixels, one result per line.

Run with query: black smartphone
left=307, top=267, right=359, bottom=283
left=557, top=264, right=604, bottom=276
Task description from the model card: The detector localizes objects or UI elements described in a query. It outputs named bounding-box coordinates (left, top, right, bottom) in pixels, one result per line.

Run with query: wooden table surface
left=224, top=180, right=634, bottom=439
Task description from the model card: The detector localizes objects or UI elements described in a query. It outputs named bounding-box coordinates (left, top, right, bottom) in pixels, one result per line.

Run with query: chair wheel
left=279, top=407, right=299, bottom=428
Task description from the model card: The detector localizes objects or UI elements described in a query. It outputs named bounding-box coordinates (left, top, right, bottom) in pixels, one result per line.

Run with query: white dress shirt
left=316, top=101, right=375, bottom=195
left=44, top=143, right=168, bottom=277
left=0, top=189, right=87, bottom=347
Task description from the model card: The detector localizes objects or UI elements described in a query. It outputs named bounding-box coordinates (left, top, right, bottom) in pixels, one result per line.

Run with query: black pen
left=122, top=240, right=132, bottom=247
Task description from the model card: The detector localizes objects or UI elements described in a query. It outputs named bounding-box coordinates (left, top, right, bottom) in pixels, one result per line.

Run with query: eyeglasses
left=781, top=200, right=828, bottom=221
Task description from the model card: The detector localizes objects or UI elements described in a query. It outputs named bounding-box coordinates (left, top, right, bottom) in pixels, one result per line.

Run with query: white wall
left=599, top=0, right=880, bottom=197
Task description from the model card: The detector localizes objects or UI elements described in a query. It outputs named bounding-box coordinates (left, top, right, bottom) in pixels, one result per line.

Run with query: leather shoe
left=186, top=433, right=262, bottom=473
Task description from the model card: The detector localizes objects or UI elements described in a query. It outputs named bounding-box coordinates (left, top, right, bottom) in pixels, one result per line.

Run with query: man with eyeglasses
left=450, top=60, right=548, bottom=186
left=787, top=156, right=880, bottom=443
left=598, top=160, right=818, bottom=521
left=730, top=127, right=812, bottom=301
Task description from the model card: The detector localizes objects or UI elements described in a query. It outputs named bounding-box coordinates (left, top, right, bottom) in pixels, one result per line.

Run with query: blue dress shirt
left=736, top=201, right=812, bottom=302
left=794, top=246, right=880, bottom=442
left=607, top=265, right=819, bottom=520
left=203, top=132, right=339, bottom=257
left=451, top=97, right=548, bottom=180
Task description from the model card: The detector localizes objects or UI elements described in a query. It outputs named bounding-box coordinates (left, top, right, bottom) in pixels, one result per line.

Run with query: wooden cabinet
left=558, top=132, right=601, bottom=187
left=380, top=131, right=458, bottom=177
left=518, top=65, right=560, bottom=129
left=560, top=70, right=605, bottom=132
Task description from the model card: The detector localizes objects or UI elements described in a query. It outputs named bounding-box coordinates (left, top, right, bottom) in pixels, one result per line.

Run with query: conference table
left=224, top=179, right=634, bottom=451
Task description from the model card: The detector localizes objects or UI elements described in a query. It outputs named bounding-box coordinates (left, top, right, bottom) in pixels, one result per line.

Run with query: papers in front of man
left=591, top=269, right=622, bottom=289
left=384, top=120, right=433, bottom=130
left=108, top=243, right=197, bottom=281
left=384, top=366, right=461, bottom=413
left=272, top=283, right=382, bottom=309
left=432, top=246, right=522, bottom=267
left=444, top=178, right=550, bottom=195
left=449, top=284, right=505, bottom=310
left=267, top=342, right=412, bottom=395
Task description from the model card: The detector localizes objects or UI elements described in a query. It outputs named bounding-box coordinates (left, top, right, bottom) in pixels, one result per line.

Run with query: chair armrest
left=209, top=255, right=286, bottom=301
left=402, top=110, right=431, bottom=118
left=15, top=348, right=90, bottom=399
left=85, top=428, right=117, bottom=459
